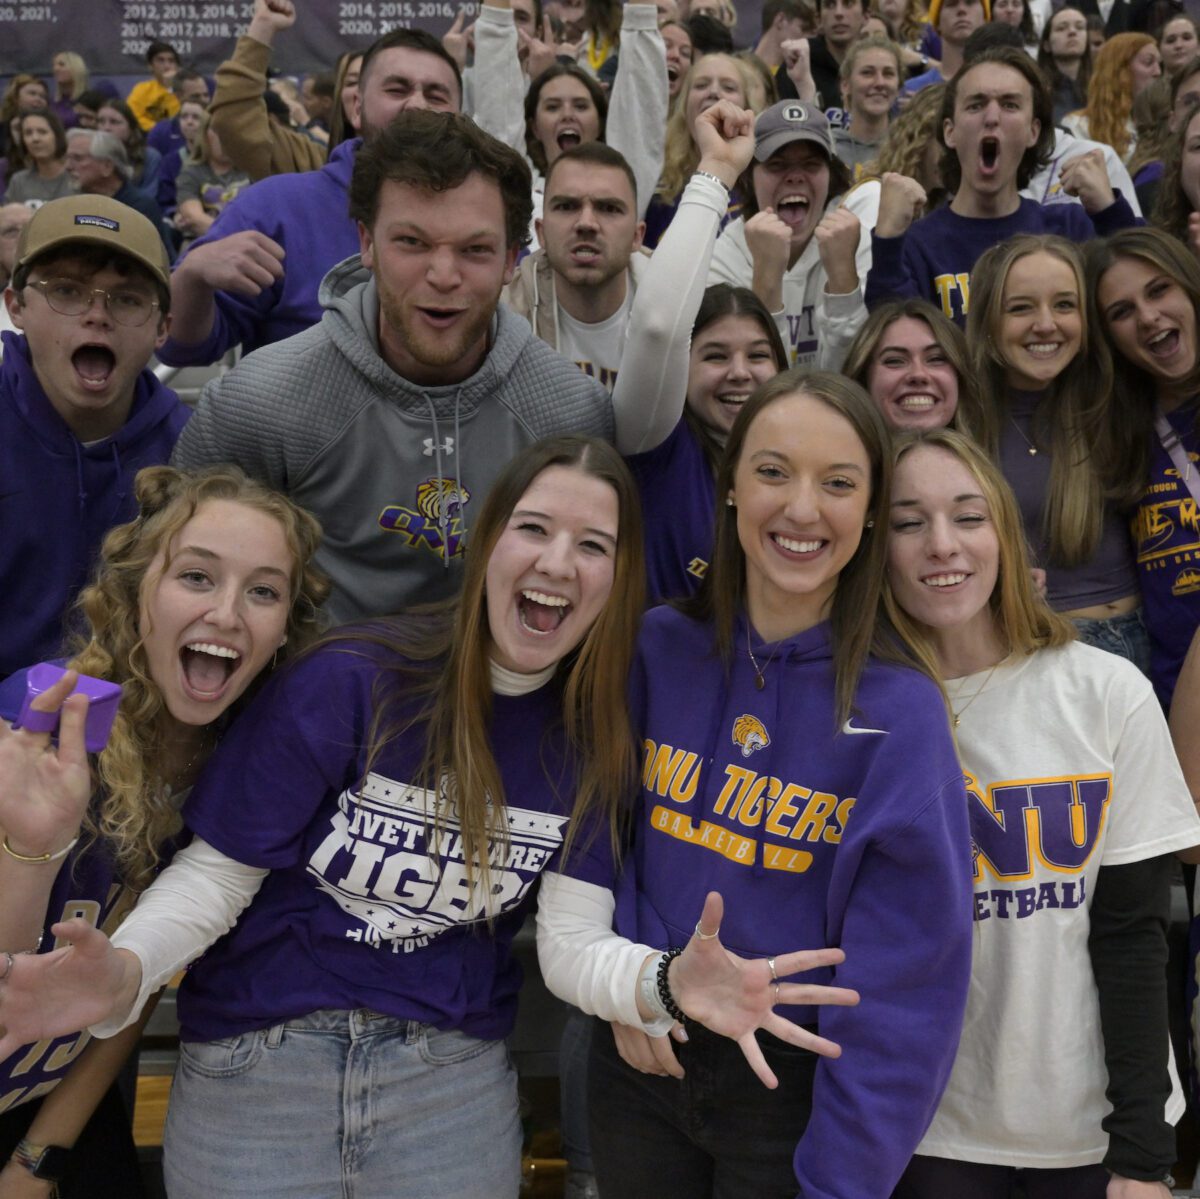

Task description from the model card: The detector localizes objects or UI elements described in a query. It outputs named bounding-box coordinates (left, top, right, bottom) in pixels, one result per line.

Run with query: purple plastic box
left=15, top=663, right=123, bottom=753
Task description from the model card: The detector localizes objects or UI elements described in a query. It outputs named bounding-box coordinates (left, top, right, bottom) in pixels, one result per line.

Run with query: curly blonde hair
left=658, top=53, right=762, bottom=202
left=1080, top=32, right=1155, bottom=161
left=861, top=81, right=946, bottom=187
left=874, top=0, right=929, bottom=49
left=68, top=466, right=329, bottom=893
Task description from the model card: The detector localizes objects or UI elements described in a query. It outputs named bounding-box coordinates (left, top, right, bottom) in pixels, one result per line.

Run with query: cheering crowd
left=3, top=0, right=1200, bottom=1194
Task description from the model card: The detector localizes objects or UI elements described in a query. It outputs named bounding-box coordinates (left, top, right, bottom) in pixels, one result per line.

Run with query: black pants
left=893, top=1154, right=1110, bottom=1199
left=587, top=1017, right=816, bottom=1199
left=0, top=1082, right=146, bottom=1199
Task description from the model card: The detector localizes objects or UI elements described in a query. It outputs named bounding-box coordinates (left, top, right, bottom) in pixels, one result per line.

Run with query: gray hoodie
left=173, top=255, right=613, bottom=624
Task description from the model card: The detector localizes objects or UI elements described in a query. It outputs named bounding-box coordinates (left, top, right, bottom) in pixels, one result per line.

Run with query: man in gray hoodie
left=173, top=110, right=648, bottom=623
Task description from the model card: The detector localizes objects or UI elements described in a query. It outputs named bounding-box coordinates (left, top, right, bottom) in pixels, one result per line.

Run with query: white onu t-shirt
left=917, top=642, right=1200, bottom=1168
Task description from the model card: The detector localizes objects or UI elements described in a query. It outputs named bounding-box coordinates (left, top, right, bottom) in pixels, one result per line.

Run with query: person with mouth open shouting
left=708, top=99, right=873, bottom=369
left=865, top=46, right=1140, bottom=325
left=0, top=463, right=327, bottom=1199
left=171, top=109, right=692, bottom=626
left=0, top=195, right=190, bottom=681
left=1087, top=227, right=1200, bottom=709
left=0, top=436, right=854, bottom=1199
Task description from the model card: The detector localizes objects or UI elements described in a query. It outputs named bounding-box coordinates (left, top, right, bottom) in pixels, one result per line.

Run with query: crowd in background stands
left=7, top=0, right=1200, bottom=1195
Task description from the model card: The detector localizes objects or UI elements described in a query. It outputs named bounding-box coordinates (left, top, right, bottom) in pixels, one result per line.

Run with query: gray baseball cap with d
left=14, top=195, right=170, bottom=289
left=754, top=101, right=835, bottom=162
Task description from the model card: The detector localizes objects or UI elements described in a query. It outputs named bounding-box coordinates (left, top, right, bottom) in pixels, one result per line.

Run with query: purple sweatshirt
left=0, top=332, right=190, bottom=680
left=618, top=606, right=973, bottom=1198
left=178, top=636, right=613, bottom=1045
left=626, top=419, right=717, bottom=606
left=865, top=196, right=1140, bottom=324
left=157, top=139, right=361, bottom=366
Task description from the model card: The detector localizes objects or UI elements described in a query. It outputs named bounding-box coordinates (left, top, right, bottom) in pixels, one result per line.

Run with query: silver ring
left=693, top=921, right=720, bottom=941
left=0, top=952, right=13, bottom=982
left=767, top=956, right=778, bottom=982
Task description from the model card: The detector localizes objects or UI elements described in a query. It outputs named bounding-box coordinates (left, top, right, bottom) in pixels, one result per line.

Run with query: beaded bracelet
left=656, top=947, right=687, bottom=1024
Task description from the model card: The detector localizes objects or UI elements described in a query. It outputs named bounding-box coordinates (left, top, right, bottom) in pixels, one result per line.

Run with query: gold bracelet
left=2, top=834, right=78, bottom=864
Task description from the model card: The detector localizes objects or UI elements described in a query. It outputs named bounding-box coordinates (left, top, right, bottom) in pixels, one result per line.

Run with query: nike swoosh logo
left=842, top=719, right=887, bottom=736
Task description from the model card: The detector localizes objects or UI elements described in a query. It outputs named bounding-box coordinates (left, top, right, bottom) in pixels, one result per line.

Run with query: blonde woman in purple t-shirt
left=964, top=232, right=1147, bottom=668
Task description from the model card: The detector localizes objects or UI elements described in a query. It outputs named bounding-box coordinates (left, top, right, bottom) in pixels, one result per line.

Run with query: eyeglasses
left=26, top=277, right=160, bottom=327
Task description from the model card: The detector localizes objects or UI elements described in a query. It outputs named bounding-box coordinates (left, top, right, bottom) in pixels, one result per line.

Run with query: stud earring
left=726, top=496, right=735, bottom=508
left=865, top=519, right=875, bottom=529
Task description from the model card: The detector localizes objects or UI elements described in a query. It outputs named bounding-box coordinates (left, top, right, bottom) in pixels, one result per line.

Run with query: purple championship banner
left=1, top=0, right=482, bottom=77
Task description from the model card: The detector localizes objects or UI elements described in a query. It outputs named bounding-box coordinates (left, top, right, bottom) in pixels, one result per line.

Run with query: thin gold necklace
left=952, top=659, right=1003, bottom=727
left=1009, top=414, right=1038, bottom=456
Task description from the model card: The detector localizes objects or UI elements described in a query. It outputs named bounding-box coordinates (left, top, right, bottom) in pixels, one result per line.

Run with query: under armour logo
left=422, top=437, right=455, bottom=457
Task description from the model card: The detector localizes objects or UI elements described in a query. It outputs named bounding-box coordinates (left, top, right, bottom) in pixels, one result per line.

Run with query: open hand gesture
left=443, top=8, right=475, bottom=69
left=668, top=892, right=859, bottom=1088
left=0, top=920, right=142, bottom=1059
left=0, top=670, right=91, bottom=860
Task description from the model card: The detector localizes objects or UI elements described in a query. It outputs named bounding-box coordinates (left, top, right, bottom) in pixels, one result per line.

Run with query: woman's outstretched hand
left=0, top=920, right=142, bottom=1058
left=668, top=891, right=859, bottom=1088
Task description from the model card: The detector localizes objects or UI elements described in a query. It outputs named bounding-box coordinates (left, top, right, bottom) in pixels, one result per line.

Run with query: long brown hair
left=1152, top=96, right=1200, bottom=241
left=680, top=369, right=927, bottom=726
left=685, top=283, right=789, bottom=473
left=69, top=466, right=329, bottom=892
left=1085, top=226, right=1200, bottom=504
left=966, top=234, right=1115, bottom=565
left=351, top=436, right=644, bottom=905
left=885, top=431, right=1076, bottom=659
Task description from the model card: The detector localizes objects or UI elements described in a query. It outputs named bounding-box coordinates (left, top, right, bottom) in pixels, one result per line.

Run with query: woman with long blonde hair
left=49, top=51, right=88, bottom=129
left=1063, top=30, right=1162, bottom=162
left=644, top=51, right=762, bottom=246
left=0, top=464, right=327, bottom=1198
left=966, top=234, right=1146, bottom=666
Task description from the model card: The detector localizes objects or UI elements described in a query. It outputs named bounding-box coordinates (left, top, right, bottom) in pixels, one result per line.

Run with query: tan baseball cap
left=15, top=195, right=169, bottom=289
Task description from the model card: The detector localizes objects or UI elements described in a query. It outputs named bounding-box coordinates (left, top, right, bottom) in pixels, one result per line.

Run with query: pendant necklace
left=747, top=626, right=782, bottom=690
left=1009, top=415, right=1038, bottom=456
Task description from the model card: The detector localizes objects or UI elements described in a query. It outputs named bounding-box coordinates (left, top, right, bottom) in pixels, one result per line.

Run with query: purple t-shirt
left=1135, top=402, right=1200, bottom=706
left=999, top=389, right=1138, bottom=611
left=178, top=636, right=612, bottom=1044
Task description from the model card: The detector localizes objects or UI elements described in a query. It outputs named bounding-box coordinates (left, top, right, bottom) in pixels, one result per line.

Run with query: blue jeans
left=1071, top=607, right=1151, bottom=676
left=163, top=1008, right=522, bottom=1199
